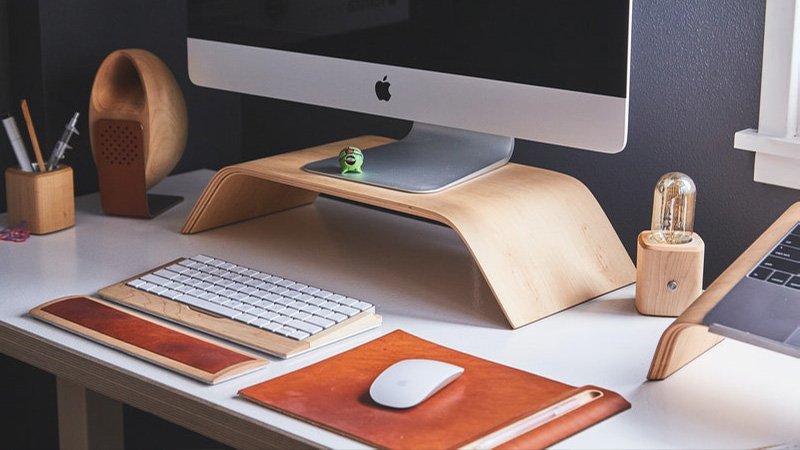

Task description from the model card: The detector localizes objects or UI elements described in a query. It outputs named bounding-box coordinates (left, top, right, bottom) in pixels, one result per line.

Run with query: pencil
left=20, top=99, right=46, bottom=172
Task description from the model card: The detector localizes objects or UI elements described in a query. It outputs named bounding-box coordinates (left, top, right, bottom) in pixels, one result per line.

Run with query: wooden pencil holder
left=5, top=166, right=75, bottom=234
left=635, top=231, right=704, bottom=316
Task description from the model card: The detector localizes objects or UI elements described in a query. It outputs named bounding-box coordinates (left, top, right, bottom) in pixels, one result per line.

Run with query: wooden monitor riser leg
left=181, top=136, right=636, bottom=329
left=647, top=202, right=800, bottom=380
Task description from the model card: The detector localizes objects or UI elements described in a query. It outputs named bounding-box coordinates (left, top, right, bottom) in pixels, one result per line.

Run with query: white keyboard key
left=241, top=296, right=260, bottom=305
left=127, top=278, right=146, bottom=288
left=296, top=294, right=315, bottom=303
left=260, top=312, right=279, bottom=321
left=191, top=255, right=214, bottom=263
left=148, top=285, right=168, bottom=295
left=222, top=300, right=243, bottom=309
left=162, top=289, right=182, bottom=300
left=187, top=288, right=206, bottom=298
left=199, top=292, right=219, bottom=302
left=283, top=289, right=302, bottom=299
left=306, top=315, right=336, bottom=329
left=142, top=274, right=170, bottom=286
left=251, top=318, right=270, bottom=328
left=206, top=285, right=224, bottom=294
left=249, top=307, right=267, bottom=316
left=153, top=269, right=179, bottom=280
left=352, top=301, right=374, bottom=311
left=288, top=319, right=323, bottom=335
left=305, top=296, right=326, bottom=306
left=334, top=305, right=359, bottom=317
left=320, top=301, right=340, bottom=310
left=175, top=294, right=240, bottom=319
left=275, top=327, right=295, bottom=337
left=282, top=307, right=301, bottom=318
left=167, top=264, right=189, bottom=274
left=315, top=290, right=333, bottom=299
left=294, top=312, right=312, bottom=321
left=300, top=286, right=320, bottom=295
left=262, top=322, right=282, bottom=332
left=338, top=297, right=359, bottom=307
left=253, top=290, right=271, bottom=299
left=272, top=314, right=292, bottom=324
left=300, top=305, right=321, bottom=315
left=234, top=313, right=259, bottom=324
left=288, top=330, right=311, bottom=340
left=329, top=312, right=348, bottom=323
left=314, top=308, right=336, bottom=319
left=234, top=303, right=254, bottom=313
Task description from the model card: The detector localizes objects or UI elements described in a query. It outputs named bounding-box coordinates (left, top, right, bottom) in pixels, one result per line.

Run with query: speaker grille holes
left=96, top=120, right=142, bottom=166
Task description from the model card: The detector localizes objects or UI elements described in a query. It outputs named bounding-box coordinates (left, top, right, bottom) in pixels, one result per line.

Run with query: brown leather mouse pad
left=240, top=329, right=629, bottom=449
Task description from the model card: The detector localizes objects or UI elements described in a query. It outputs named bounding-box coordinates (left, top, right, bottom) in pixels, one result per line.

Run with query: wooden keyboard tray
left=181, top=136, right=635, bottom=329
left=96, top=259, right=382, bottom=359
left=648, top=202, right=800, bottom=380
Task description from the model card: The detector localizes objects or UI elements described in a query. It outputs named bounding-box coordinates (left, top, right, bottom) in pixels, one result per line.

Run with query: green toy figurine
left=338, top=146, right=364, bottom=174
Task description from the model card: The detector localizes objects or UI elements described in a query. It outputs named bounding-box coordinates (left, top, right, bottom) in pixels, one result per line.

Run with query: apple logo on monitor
left=375, top=76, right=391, bottom=101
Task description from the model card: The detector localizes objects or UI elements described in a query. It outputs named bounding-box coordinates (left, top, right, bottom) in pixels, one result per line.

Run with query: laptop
left=703, top=221, right=800, bottom=357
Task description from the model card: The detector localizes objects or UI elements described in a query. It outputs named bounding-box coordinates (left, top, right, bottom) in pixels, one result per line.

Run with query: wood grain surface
left=182, top=136, right=636, bottom=329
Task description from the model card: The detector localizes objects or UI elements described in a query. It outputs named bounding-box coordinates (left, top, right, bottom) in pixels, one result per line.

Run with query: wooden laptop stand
left=181, top=136, right=635, bottom=329
left=648, top=202, right=800, bottom=380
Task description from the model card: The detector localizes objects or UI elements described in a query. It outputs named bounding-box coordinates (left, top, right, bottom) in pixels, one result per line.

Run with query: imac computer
left=186, top=0, right=631, bottom=193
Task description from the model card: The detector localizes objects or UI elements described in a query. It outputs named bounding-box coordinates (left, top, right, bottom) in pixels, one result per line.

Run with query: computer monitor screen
left=187, top=1, right=631, bottom=192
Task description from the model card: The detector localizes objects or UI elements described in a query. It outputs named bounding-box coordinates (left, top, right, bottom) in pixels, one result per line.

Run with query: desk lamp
left=636, top=172, right=705, bottom=316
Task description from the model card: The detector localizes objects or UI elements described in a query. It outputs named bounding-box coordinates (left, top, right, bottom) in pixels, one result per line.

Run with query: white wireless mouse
left=369, top=359, right=464, bottom=409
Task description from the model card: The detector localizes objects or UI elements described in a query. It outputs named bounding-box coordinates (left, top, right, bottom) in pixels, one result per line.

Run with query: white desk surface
left=1, top=169, right=798, bottom=449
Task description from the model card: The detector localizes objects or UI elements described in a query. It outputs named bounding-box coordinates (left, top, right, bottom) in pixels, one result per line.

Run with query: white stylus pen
left=2, top=115, right=34, bottom=172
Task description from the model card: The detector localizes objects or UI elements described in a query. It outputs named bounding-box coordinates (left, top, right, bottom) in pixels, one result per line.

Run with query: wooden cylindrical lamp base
left=635, top=231, right=704, bottom=317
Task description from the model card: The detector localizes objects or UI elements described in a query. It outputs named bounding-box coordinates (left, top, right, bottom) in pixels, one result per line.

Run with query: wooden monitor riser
left=181, top=136, right=635, bottom=329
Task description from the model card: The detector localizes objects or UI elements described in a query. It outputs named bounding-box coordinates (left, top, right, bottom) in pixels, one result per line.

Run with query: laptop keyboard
left=747, top=223, right=800, bottom=290
left=125, top=255, right=375, bottom=341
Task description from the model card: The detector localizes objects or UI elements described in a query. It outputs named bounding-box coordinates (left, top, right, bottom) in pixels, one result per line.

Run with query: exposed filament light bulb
left=649, top=172, right=696, bottom=245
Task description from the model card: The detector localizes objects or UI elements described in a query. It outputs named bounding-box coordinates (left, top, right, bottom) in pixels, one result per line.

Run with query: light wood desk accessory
left=89, top=48, right=187, bottom=218
left=5, top=165, right=74, bottom=234
left=636, top=171, right=704, bottom=317
left=181, top=136, right=635, bottom=329
left=635, top=232, right=705, bottom=316
left=648, top=202, right=800, bottom=380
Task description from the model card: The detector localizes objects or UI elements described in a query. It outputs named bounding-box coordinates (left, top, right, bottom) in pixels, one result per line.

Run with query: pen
left=46, top=112, right=80, bottom=171
left=2, top=115, right=34, bottom=172
left=465, top=389, right=603, bottom=449
left=20, top=99, right=46, bottom=172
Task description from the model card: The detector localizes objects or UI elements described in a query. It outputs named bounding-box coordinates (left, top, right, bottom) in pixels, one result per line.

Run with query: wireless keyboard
left=97, top=255, right=382, bottom=358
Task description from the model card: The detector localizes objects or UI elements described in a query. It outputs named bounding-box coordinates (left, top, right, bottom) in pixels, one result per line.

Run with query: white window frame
left=735, top=0, right=800, bottom=190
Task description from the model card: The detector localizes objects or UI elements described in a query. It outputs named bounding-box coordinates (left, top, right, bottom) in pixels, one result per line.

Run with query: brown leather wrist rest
left=31, top=296, right=267, bottom=384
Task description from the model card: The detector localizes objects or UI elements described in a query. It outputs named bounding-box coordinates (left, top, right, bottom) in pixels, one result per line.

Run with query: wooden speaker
left=89, top=49, right=187, bottom=218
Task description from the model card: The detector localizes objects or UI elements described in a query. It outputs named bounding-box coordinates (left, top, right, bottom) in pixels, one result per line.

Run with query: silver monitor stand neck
left=303, top=122, right=514, bottom=193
